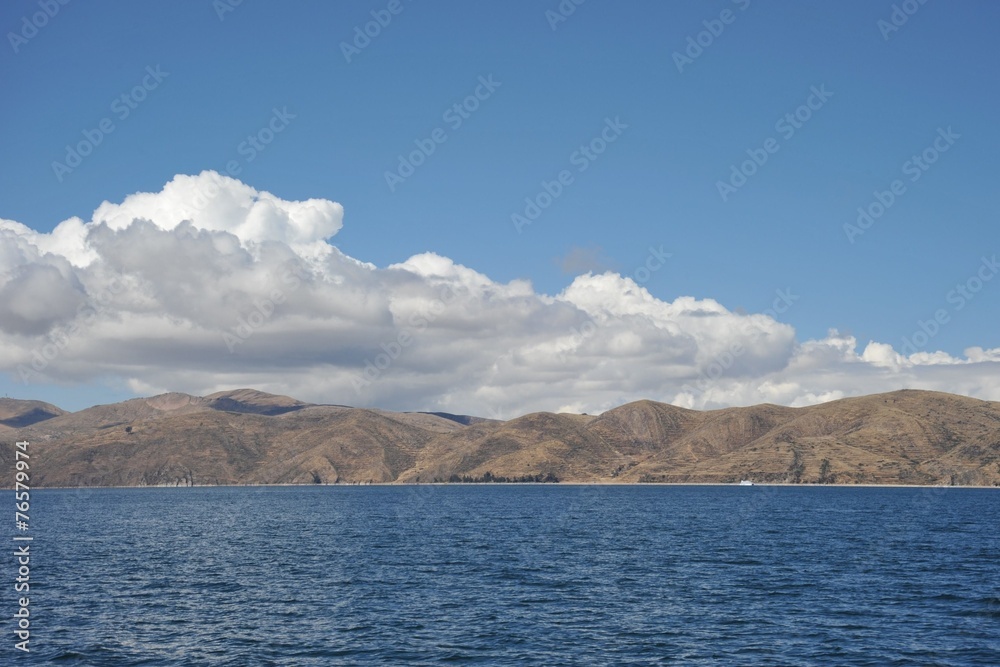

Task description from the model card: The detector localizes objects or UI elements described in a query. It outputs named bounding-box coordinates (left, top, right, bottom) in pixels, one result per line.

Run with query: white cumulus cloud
left=2, top=171, right=999, bottom=416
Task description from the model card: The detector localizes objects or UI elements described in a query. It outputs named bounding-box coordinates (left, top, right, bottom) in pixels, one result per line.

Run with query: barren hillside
left=2, top=389, right=998, bottom=487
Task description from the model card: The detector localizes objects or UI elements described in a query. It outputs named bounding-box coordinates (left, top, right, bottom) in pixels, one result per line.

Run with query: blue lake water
left=3, top=485, right=999, bottom=665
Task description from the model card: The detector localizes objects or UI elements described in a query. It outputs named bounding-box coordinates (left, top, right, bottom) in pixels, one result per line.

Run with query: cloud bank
left=2, top=171, right=998, bottom=416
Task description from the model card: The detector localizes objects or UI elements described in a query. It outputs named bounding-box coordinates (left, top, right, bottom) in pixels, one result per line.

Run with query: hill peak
left=204, top=388, right=310, bottom=415
left=0, top=398, right=66, bottom=428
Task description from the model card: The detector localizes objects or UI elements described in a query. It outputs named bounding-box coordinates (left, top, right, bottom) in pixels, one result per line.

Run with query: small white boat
left=739, top=480, right=754, bottom=486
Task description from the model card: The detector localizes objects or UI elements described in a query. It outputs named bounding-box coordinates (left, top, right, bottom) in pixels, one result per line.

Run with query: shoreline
left=6, top=481, right=999, bottom=491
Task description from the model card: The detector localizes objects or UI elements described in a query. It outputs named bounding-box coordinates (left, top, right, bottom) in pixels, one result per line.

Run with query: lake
left=5, top=485, right=999, bottom=665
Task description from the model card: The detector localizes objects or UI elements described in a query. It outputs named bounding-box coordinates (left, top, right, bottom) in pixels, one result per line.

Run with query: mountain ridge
left=2, top=389, right=999, bottom=487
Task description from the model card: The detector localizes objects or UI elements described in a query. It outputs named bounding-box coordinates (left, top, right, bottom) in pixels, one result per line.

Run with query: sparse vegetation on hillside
left=2, top=389, right=1000, bottom=487
left=436, top=471, right=559, bottom=484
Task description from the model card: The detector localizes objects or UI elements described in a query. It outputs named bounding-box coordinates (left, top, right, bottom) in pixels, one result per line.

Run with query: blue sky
left=1, top=0, right=998, bottom=413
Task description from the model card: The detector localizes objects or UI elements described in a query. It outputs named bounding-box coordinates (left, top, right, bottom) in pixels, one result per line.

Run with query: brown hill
left=30, top=389, right=313, bottom=437
left=399, top=411, right=620, bottom=483
left=2, top=389, right=999, bottom=487
left=27, top=406, right=444, bottom=487
left=586, top=399, right=700, bottom=455
left=0, top=398, right=65, bottom=429
left=623, top=391, right=1000, bottom=485
left=203, top=388, right=311, bottom=415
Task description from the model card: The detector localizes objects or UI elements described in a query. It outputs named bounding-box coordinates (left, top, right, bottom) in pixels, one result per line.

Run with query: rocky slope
left=1, top=389, right=998, bottom=487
